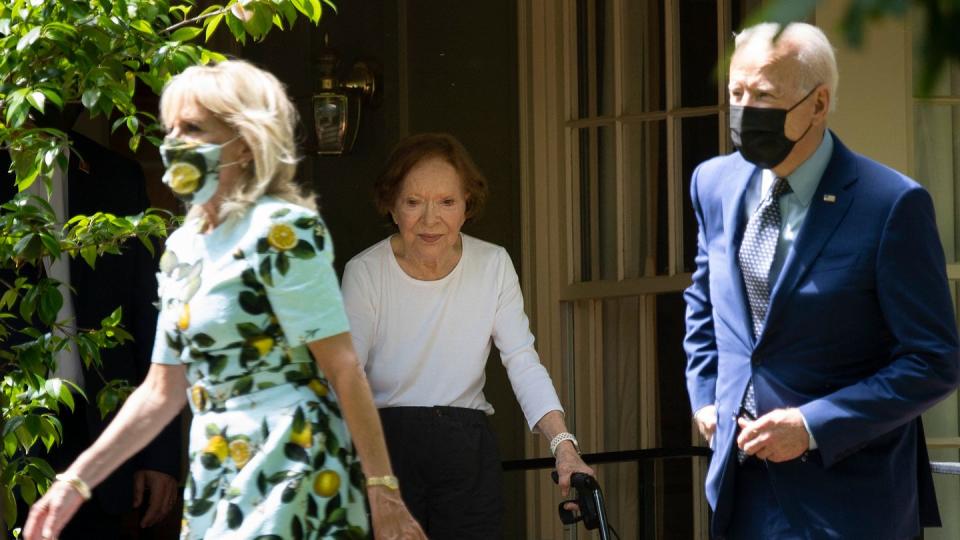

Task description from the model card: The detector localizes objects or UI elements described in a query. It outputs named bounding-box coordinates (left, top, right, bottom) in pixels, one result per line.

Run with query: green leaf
left=291, top=240, right=316, bottom=259
left=204, top=423, right=221, bottom=438
left=224, top=8, right=247, bottom=43
left=1, top=486, right=16, bottom=528
left=39, top=232, right=61, bottom=258
left=81, top=88, right=101, bottom=110
left=130, top=19, right=154, bottom=34
left=16, top=26, right=41, bottom=51
left=45, top=378, right=63, bottom=401
left=291, top=514, right=304, bottom=540
left=38, top=285, right=63, bottom=326
left=259, top=256, right=273, bottom=286
left=59, top=380, right=76, bottom=412
left=96, top=387, right=120, bottom=418
left=239, top=291, right=267, bottom=315
left=188, top=498, right=214, bottom=515
left=232, top=375, right=253, bottom=396
left=325, top=507, right=346, bottom=526
left=26, top=90, right=46, bottom=112
left=283, top=442, right=309, bottom=463
left=101, top=306, right=123, bottom=327
left=205, top=12, right=224, bottom=41
left=80, top=244, right=97, bottom=268
left=236, top=322, right=262, bottom=339
left=1, top=288, right=18, bottom=310
left=208, top=354, right=227, bottom=376
left=281, top=478, right=300, bottom=503
left=193, top=333, right=215, bottom=347
left=170, top=26, right=203, bottom=42
left=276, top=252, right=290, bottom=275
left=293, top=406, right=306, bottom=432
left=200, top=452, right=221, bottom=470
left=227, top=503, right=243, bottom=529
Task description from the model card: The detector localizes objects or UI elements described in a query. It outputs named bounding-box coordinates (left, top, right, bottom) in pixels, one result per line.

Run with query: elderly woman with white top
left=341, top=132, right=592, bottom=538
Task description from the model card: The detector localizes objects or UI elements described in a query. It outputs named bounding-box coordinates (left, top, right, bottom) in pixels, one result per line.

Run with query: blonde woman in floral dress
left=24, top=60, right=425, bottom=540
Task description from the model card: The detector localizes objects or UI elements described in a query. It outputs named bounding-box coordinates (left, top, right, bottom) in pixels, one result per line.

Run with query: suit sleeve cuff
left=798, top=409, right=818, bottom=450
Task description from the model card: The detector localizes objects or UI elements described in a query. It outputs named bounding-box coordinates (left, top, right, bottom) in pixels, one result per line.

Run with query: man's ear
left=813, top=86, right=830, bottom=120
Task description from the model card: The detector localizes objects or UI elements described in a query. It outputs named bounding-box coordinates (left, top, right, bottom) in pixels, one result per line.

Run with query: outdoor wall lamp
left=312, top=35, right=379, bottom=155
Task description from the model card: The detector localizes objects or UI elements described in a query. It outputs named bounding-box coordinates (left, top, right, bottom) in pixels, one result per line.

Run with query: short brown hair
left=374, top=133, right=488, bottom=222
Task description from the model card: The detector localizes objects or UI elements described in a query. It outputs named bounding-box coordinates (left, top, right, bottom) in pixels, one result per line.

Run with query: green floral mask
left=159, top=136, right=240, bottom=205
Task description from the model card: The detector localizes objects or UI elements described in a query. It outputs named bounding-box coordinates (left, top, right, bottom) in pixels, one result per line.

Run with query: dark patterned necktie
left=736, top=176, right=792, bottom=463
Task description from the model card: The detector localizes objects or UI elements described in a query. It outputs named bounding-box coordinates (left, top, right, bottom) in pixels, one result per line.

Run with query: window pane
left=601, top=296, right=642, bottom=538
left=576, top=125, right=617, bottom=281
left=576, top=0, right=589, bottom=118
left=914, top=103, right=959, bottom=265
left=682, top=115, right=721, bottom=272
left=623, top=0, right=666, bottom=114
left=575, top=0, right=615, bottom=118
left=597, top=0, right=614, bottom=116
left=577, top=128, right=592, bottom=281
left=656, top=292, right=696, bottom=538
left=679, top=0, right=719, bottom=107
left=623, top=121, right=667, bottom=278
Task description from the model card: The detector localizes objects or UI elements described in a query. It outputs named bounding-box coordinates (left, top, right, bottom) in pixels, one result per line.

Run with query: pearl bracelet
left=549, top=432, right=581, bottom=457
left=55, top=472, right=92, bottom=500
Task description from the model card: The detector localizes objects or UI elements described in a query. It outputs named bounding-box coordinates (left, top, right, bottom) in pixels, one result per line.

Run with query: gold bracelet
left=55, top=472, right=92, bottom=500
left=365, top=475, right=399, bottom=490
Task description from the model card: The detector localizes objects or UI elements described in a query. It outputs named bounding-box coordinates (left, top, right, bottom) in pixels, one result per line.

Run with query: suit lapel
left=764, top=137, right=858, bottom=336
left=722, top=158, right=757, bottom=348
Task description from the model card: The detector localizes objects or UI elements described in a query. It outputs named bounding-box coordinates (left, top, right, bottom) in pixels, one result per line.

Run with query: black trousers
left=379, top=406, right=503, bottom=540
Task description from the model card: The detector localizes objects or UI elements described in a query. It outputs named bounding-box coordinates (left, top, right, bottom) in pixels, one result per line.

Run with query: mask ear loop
left=786, top=83, right=821, bottom=113
left=784, top=84, right=822, bottom=142
left=215, top=135, right=249, bottom=171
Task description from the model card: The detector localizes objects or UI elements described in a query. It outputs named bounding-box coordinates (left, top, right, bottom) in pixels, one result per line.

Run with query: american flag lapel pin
left=823, top=194, right=837, bottom=203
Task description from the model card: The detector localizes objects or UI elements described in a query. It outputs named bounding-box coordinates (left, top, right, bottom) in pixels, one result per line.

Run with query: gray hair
left=159, top=60, right=315, bottom=220
left=734, top=22, right=839, bottom=111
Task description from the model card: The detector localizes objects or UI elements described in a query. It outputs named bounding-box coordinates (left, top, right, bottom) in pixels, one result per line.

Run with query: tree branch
left=162, top=6, right=231, bottom=35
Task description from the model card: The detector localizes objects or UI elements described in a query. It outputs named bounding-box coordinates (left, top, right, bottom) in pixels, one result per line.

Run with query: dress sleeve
left=150, top=269, right=183, bottom=365
left=247, top=206, right=350, bottom=347
left=491, top=248, right=563, bottom=431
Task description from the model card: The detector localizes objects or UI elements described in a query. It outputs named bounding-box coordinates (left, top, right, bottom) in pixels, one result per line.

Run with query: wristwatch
left=365, top=475, right=400, bottom=490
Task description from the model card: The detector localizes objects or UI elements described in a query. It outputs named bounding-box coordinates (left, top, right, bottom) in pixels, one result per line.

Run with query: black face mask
left=729, top=85, right=819, bottom=169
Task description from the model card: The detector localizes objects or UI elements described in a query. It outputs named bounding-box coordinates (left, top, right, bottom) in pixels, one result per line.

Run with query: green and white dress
left=151, top=196, right=368, bottom=540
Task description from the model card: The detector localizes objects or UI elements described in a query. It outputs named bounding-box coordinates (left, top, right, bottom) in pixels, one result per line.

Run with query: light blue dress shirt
left=742, top=130, right=835, bottom=287
left=740, top=130, right=834, bottom=450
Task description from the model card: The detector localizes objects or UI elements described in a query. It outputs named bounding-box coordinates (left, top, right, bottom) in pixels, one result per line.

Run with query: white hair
left=159, top=60, right=314, bottom=220
left=735, top=22, right=839, bottom=111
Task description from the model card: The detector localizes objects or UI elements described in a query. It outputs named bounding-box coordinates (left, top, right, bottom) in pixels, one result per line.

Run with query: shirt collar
left=762, top=130, right=834, bottom=208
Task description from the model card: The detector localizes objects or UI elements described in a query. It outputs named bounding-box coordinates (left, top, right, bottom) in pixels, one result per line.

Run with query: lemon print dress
left=151, top=197, right=368, bottom=539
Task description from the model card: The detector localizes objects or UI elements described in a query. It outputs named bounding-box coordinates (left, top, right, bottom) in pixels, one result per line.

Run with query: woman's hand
left=554, top=443, right=595, bottom=501
left=22, top=481, right=85, bottom=540
left=367, top=487, right=427, bottom=540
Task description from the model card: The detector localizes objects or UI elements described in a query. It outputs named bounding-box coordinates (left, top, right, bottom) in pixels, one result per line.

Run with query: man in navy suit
left=684, top=22, right=960, bottom=539
left=4, top=108, right=182, bottom=538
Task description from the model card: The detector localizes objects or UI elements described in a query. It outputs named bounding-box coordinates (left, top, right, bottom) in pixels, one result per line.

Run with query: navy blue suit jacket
left=684, top=133, right=960, bottom=539
left=2, top=132, right=182, bottom=517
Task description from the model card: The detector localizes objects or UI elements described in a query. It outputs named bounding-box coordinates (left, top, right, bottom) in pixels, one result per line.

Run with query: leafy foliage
left=0, top=0, right=335, bottom=532
left=753, top=0, right=960, bottom=94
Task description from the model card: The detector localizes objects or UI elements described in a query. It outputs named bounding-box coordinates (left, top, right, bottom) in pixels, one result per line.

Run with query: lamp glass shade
left=313, top=93, right=349, bottom=155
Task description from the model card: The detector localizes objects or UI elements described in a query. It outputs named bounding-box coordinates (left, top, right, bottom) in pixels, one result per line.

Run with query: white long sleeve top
left=341, top=234, right=563, bottom=431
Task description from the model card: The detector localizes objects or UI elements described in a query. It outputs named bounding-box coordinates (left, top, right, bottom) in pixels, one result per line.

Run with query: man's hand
left=694, top=405, right=717, bottom=445
left=737, top=407, right=809, bottom=462
left=133, top=470, right=178, bottom=527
